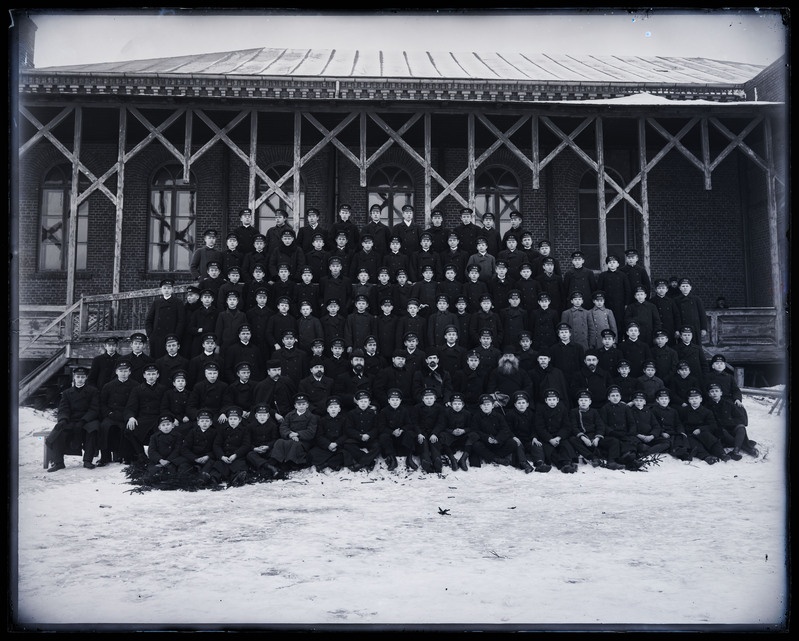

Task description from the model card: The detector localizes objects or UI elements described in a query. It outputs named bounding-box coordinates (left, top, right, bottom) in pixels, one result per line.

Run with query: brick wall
left=17, top=134, right=771, bottom=311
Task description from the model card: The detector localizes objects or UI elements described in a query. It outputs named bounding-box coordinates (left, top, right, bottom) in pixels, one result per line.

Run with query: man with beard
left=570, top=349, right=613, bottom=409
left=252, top=360, right=296, bottom=423
left=486, top=351, right=534, bottom=404
left=373, top=350, right=415, bottom=409
left=332, top=348, right=373, bottom=412
left=298, top=357, right=335, bottom=416
left=412, top=348, right=454, bottom=404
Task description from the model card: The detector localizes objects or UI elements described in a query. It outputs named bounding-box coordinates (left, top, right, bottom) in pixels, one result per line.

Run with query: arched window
left=368, top=166, right=414, bottom=226
left=475, top=167, right=521, bottom=237
left=39, top=165, right=89, bottom=271
left=257, top=164, right=305, bottom=232
left=578, top=170, right=633, bottom=270
left=148, top=165, right=196, bottom=273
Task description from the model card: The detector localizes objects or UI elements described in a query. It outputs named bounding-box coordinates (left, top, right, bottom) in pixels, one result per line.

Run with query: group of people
left=43, top=204, right=759, bottom=484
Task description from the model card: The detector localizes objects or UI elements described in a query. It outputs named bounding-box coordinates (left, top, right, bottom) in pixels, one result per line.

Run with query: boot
left=405, top=455, right=419, bottom=471
left=448, top=454, right=459, bottom=470
left=458, top=454, right=469, bottom=471
left=433, top=457, right=443, bottom=473
left=516, top=446, right=533, bottom=473
left=386, top=456, right=398, bottom=471
left=534, top=460, right=551, bottom=473
left=47, top=461, right=66, bottom=473
left=728, top=448, right=743, bottom=461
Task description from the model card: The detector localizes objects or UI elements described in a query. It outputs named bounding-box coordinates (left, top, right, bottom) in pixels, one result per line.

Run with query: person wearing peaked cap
left=145, top=276, right=186, bottom=360
left=621, top=246, right=651, bottom=301
left=563, top=247, right=597, bottom=314
left=611, top=351, right=644, bottom=404
left=677, top=383, right=732, bottom=465
left=190, top=226, right=225, bottom=281
left=155, top=331, right=191, bottom=387
left=141, top=410, right=184, bottom=481
left=624, top=280, right=661, bottom=345
left=675, top=322, right=710, bottom=384
left=704, top=375, right=757, bottom=459
left=214, top=282, right=249, bottom=353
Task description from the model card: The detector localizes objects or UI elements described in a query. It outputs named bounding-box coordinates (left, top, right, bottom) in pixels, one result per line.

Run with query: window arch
left=475, top=166, right=521, bottom=237
left=39, top=164, right=89, bottom=271
left=578, top=169, right=634, bottom=270
left=368, top=166, right=414, bottom=226
left=148, top=165, right=196, bottom=273
left=257, top=164, right=305, bottom=232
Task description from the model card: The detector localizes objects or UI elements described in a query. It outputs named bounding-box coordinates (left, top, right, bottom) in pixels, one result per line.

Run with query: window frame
left=147, top=164, right=197, bottom=274
left=256, top=164, right=305, bottom=232
left=368, top=165, right=414, bottom=227
left=38, top=164, right=90, bottom=272
left=474, top=165, right=521, bottom=237
left=577, top=169, right=634, bottom=271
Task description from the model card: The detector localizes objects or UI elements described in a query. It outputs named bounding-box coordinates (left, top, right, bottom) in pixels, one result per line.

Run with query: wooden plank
left=293, top=111, right=301, bottom=226
left=596, top=117, right=607, bottom=266
left=638, top=117, right=651, bottom=276
left=112, top=106, right=126, bottom=298
left=18, top=105, right=74, bottom=157
left=424, top=112, right=431, bottom=222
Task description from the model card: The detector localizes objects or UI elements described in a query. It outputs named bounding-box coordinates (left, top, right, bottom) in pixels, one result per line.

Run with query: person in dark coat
left=567, top=389, right=625, bottom=470
left=349, top=234, right=383, bottom=282
left=678, top=388, right=729, bottom=464
left=268, top=393, right=318, bottom=471
left=243, top=402, right=282, bottom=479
left=87, top=336, right=120, bottom=392
left=612, top=359, right=643, bottom=404
left=112, top=311, right=145, bottom=359
left=298, top=357, right=335, bottom=416
left=471, top=394, right=532, bottom=472
left=123, top=363, right=166, bottom=464
left=669, top=360, right=703, bottom=408
left=570, top=350, right=613, bottom=409
left=390, top=205, right=422, bottom=257
left=263, top=297, right=298, bottom=354
left=529, top=348, right=570, bottom=407
left=186, top=362, right=228, bottom=427
left=375, top=297, right=400, bottom=358
left=323, top=338, right=350, bottom=380
left=155, top=334, right=190, bottom=384
left=181, top=286, right=203, bottom=355
left=145, top=278, right=186, bottom=360
left=264, top=209, right=294, bottom=256
left=549, top=322, right=586, bottom=378
left=215, top=291, right=248, bottom=354
left=528, top=292, right=560, bottom=352
left=673, top=278, right=708, bottom=344
left=45, top=365, right=101, bottom=472
left=704, top=383, right=758, bottom=458
left=504, top=391, right=549, bottom=472
left=439, top=325, right=467, bottom=382
left=304, top=232, right=332, bottom=283
left=486, top=352, right=534, bottom=403
left=361, top=205, right=392, bottom=258
left=376, top=388, right=418, bottom=470
left=216, top=267, right=246, bottom=313
left=144, top=413, right=184, bottom=482
left=373, top=350, right=415, bottom=409
left=160, top=369, right=192, bottom=436
left=453, top=208, right=482, bottom=258
left=232, top=207, right=259, bottom=257
left=297, top=207, right=329, bottom=254
left=562, top=251, right=597, bottom=310
left=618, top=321, right=653, bottom=379
left=412, top=349, right=454, bottom=404
left=330, top=203, right=360, bottom=253
left=320, top=257, right=353, bottom=315
left=187, top=333, right=223, bottom=389
left=650, top=388, right=692, bottom=461
left=438, top=392, right=479, bottom=471
left=208, top=406, right=251, bottom=485
left=425, top=209, right=449, bottom=256
left=675, top=326, right=710, bottom=386
left=535, top=257, right=566, bottom=314
left=624, top=286, right=662, bottom=346
left=190, top=228, right=224, bottom=281
left=242, top=236, right=270, bottom=288
left=410, top=388, right=447, bottom=473
left=222, top=363, right=257, bottom=423
left=533, top=388, right=578, bottom=472
left=96, top=359, right=137, bottom=466
left=308, top=396, right=353, bottom=472
left=596, top=254, right=630, bottom=331
left=273, top=329, right=309, bottom=386
left=178, top=408, right=218, bottom=480
left=332, top=349, right=373, bottom=413
left=439, top=231, right=470, bottom=284
left=621, top=248, right=652, bottom=301
left=451, top=350, right=488, bottom=413
left=342, top=389, right=381, bottom=471
left=187, top=290, right=220, bottom=357
left=650, top=278, right=680, bottom=346
left=223, top=324, right=264, bottom=384
left=253, top=359, right=297, bottom=422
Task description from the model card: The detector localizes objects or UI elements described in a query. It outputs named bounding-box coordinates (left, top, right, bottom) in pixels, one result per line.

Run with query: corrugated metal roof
left=35, top=47, right=765, bottom=85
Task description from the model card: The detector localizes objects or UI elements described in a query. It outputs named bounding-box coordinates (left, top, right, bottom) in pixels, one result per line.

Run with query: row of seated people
left=47, top=342, right=757, bottom=484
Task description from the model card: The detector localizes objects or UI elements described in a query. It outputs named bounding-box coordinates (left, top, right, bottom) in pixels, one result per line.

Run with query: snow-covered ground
left=10, top=392, right=789, bottom=632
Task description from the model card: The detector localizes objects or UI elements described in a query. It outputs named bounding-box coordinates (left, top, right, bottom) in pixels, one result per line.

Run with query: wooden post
left=596, top=117, right=607, bottom=267
left=764, top=117, right=785, bottom=348
left=65, top=106, right=82, bottom=342
left=532, top=114, right=540, bottom=190
left=638, top=117, right=651, bottom=277
left=424, top=112, right=431, bottom=224
left=360, top=111, right=367, bottom=188
left=248, top=109, right=258, bottom=211
left=293, top=111, right=301, bottom=230
left=468, top=112, right=475, bottom=207
left=111, top=106, right=127, bottom=328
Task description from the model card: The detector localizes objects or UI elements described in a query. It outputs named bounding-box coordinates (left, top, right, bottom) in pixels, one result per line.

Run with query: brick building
left=12, top=13, right=788, bottom=388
